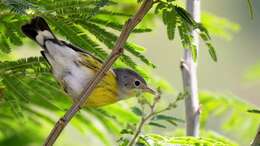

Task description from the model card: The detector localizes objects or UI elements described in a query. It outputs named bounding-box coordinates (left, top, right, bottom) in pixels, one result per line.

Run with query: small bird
left=21, top=16, right=155, bottom=107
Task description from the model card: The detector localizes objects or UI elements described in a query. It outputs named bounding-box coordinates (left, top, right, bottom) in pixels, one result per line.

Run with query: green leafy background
left=0, top=0, right=259, bottom=146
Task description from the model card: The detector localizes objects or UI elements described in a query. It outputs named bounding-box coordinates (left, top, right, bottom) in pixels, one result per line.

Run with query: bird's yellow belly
left=83, top=72, right=119, bottom=107
left=85, top=85, right=119, bottom=107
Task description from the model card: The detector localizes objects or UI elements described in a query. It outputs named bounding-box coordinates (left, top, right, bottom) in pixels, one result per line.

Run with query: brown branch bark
left=181, top=0, right=200, bottom=137
left=251, top=124, right=260, bottom=146
left=43, top=0, right=154, bottom=145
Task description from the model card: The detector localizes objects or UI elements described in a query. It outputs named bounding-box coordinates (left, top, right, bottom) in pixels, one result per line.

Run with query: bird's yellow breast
left=77, top=53, right=120, bottom=107
left=85, top=72, right=119, bottom=107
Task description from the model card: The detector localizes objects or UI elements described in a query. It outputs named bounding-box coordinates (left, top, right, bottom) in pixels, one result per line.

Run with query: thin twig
left=127, top=93, right=161, bottom=146
left=127, top=116, right=146, bottom=146
left=43, top=0, right=154, bottom=146
left=127, top=90, right=184, bottom=146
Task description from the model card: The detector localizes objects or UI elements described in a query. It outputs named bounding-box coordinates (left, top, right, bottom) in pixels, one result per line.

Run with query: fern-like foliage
left=0, top=57, right=48, bottom=75
left=0, top=0, right=224, bottom=146
left=0, top=0, right=156, bottom=145
left=172, top=129, right=239, bottom=146
left=154, top=1, right=217, bottom=61
left=0, top=0, right=154, bottom=67
left=131, top=134, right=238, bottom=146
left=199, top=91, right=259, bottom=145
left=0, top=15, right=27, bottom=53
left=0, top=57, right=140, bottom=145
left=202, top=12, right=240, bottom=40
left=1, top=0, right=35, bottom=14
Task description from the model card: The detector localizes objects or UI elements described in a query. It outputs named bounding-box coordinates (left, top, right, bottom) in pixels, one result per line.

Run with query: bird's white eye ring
left=134, top=80, right=140, bottom=86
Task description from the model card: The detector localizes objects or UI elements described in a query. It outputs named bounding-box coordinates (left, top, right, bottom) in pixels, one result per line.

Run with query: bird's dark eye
left=134, top=80, right=140, bottom=86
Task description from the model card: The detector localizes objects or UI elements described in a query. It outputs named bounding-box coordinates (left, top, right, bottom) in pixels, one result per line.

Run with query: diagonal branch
left=43, top=0, right=154, bottom=145
left=251, top=124, right=260, bottom=146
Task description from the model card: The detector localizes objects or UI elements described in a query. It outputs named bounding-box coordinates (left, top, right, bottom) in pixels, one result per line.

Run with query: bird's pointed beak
left=143, top=86, right=156, bottom=95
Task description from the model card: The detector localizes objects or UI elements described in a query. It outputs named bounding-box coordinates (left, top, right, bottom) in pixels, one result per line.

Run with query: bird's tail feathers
left=21, top=16, right=55, bottom=45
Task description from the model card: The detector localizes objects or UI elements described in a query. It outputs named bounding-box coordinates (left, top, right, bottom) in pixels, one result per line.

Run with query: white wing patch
left=36, top=30, right=54, bottom=45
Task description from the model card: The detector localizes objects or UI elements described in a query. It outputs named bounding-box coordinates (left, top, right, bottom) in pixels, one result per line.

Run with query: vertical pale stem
left=181, top=0, right=200, bottom=136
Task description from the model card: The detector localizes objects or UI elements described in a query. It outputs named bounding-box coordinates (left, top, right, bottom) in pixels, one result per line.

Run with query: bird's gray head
left=113, top=68, right=155, bottom=98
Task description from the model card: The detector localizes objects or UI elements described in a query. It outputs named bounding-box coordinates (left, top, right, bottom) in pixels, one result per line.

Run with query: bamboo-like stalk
left=180, top=0, right=200, bottom=136
left=43, top=0, right=154, bottom=145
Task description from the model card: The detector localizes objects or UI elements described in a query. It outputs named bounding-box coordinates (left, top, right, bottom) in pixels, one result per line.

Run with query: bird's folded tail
left=21, top=16, right=55, bottom=46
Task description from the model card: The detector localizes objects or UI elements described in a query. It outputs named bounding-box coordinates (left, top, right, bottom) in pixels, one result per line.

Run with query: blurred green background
left=12, top=0, right=260, bottom=105
left=1, top=0, right=259, bottom=146
left=131, top=0, right=260, bottom=106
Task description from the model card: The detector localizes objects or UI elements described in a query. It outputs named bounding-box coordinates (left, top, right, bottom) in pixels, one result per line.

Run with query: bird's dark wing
left=40, top=51, right=51, bottom=65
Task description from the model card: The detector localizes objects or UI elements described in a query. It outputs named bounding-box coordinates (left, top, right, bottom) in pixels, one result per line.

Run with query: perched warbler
left=21, top=16, right=155, bottom=107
